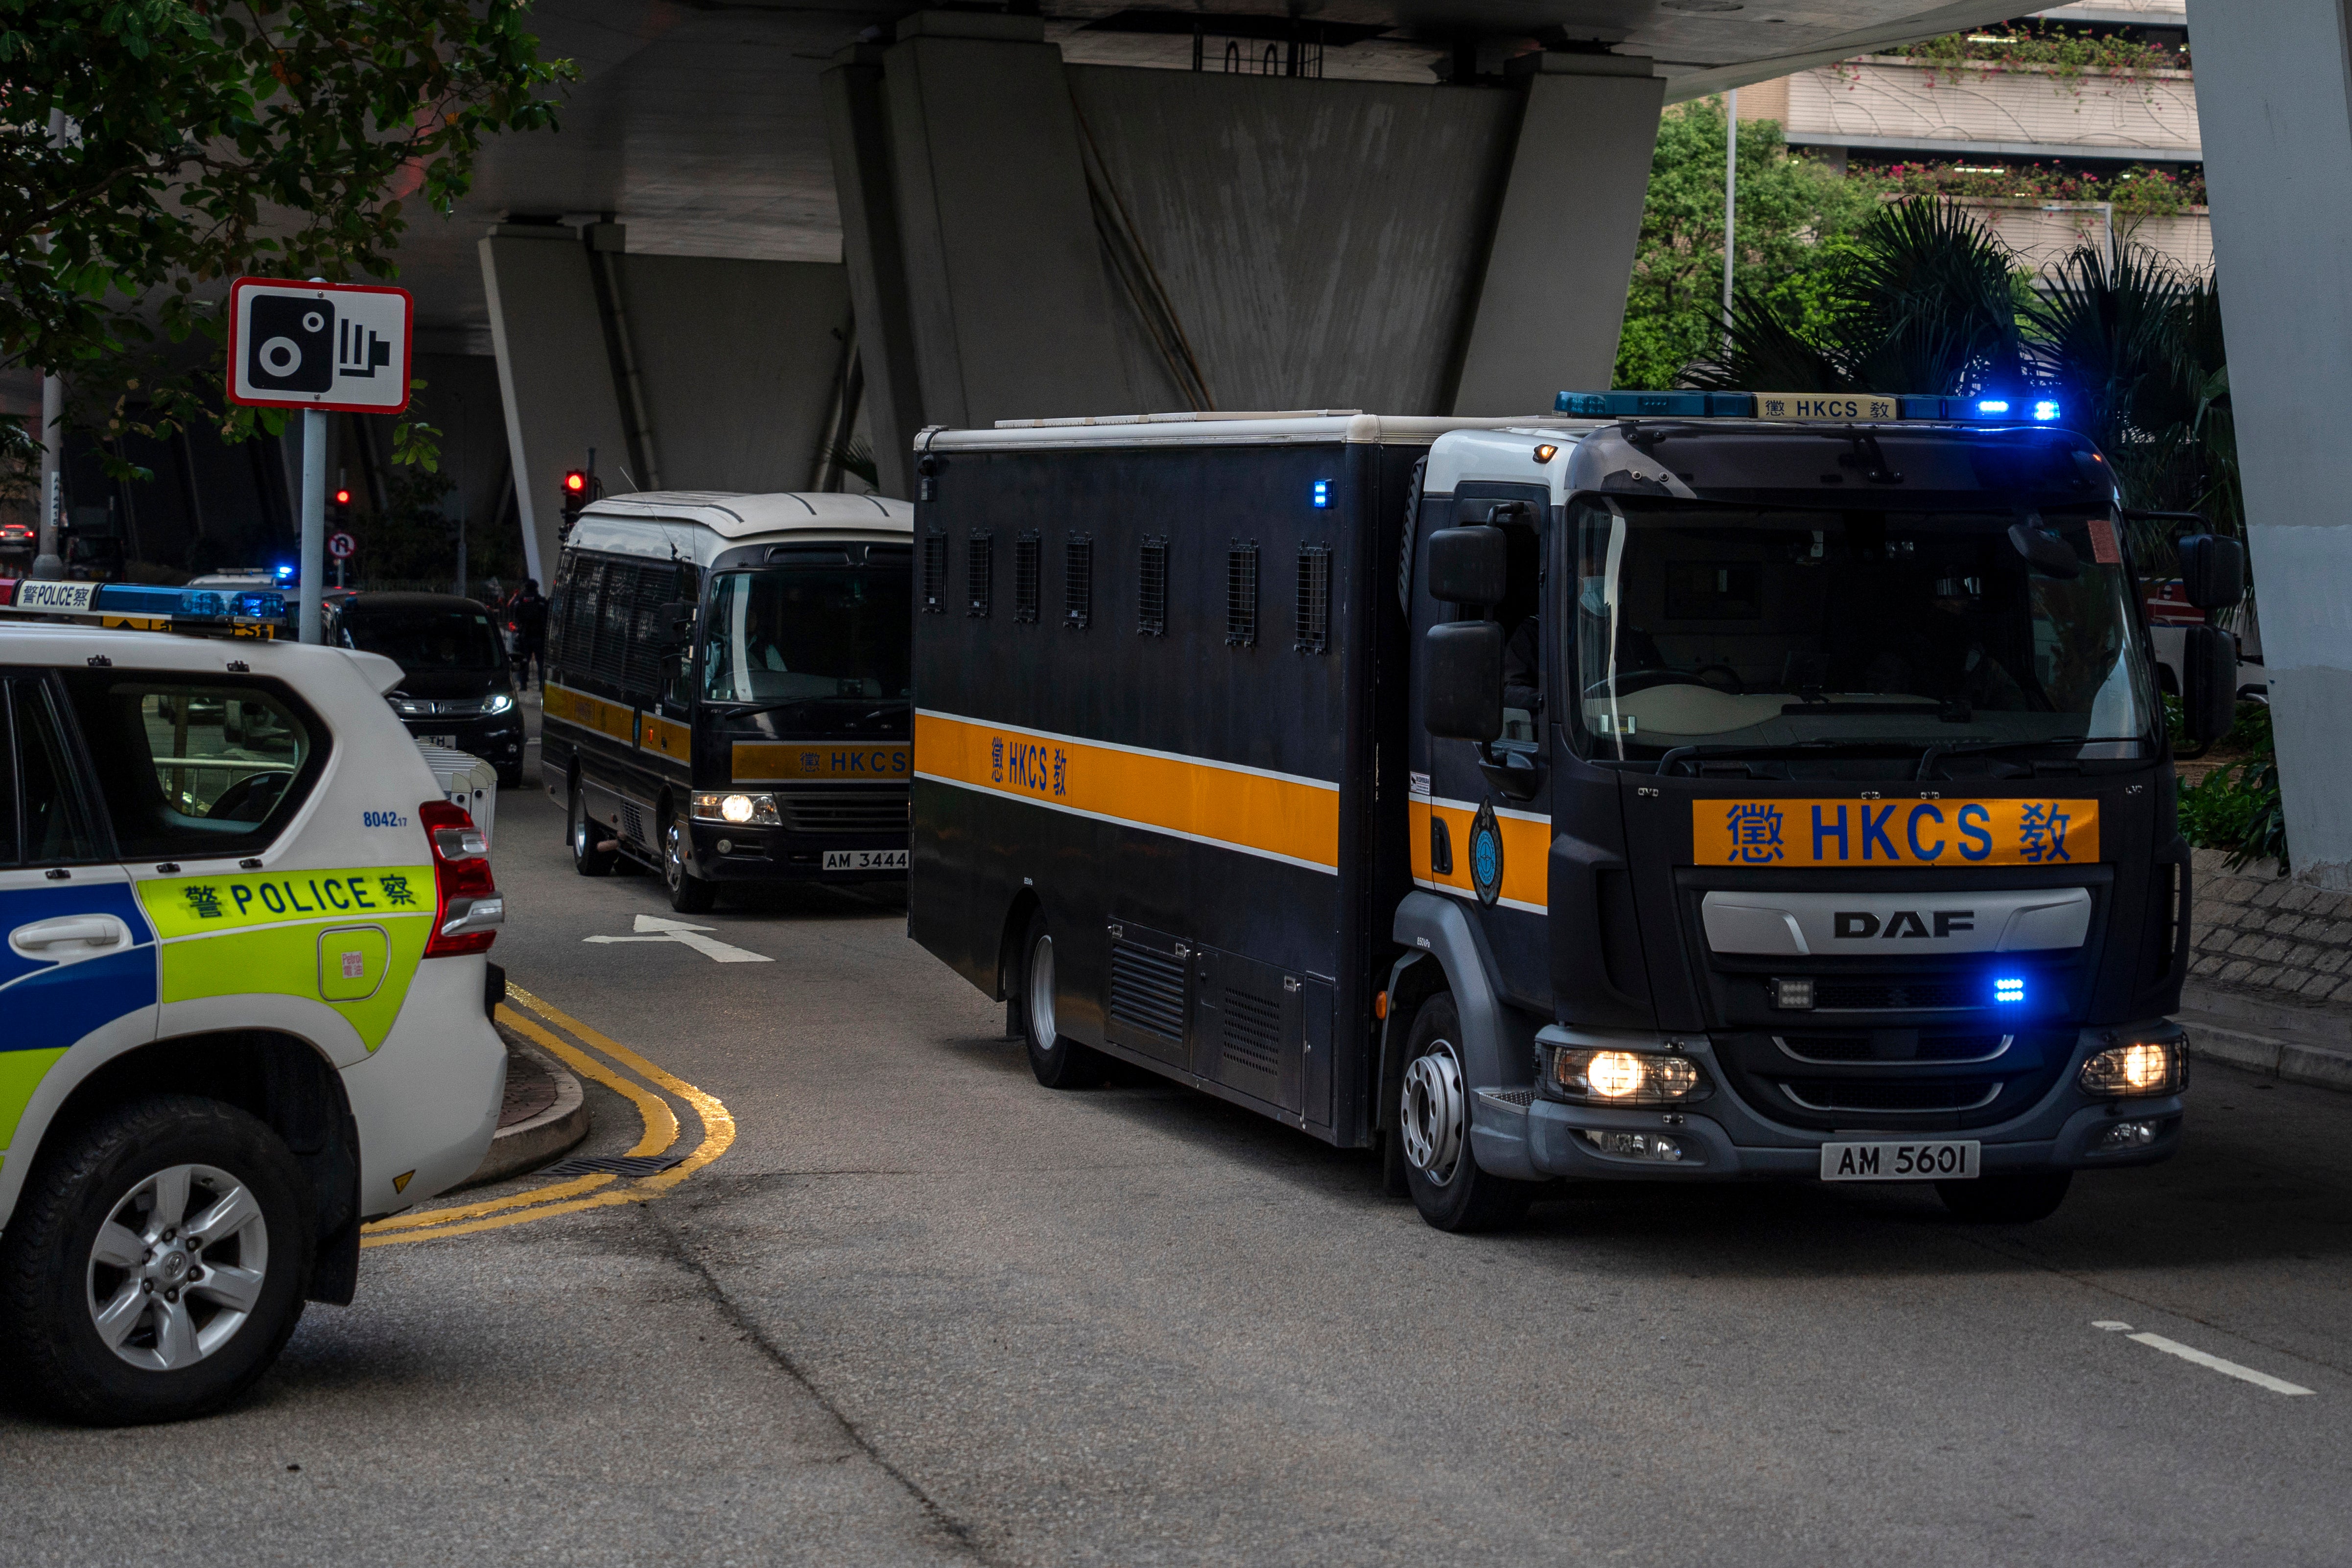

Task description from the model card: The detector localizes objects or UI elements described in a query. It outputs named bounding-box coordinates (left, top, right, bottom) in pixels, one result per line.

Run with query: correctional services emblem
left=1470, top=798, right=1503, bottom=908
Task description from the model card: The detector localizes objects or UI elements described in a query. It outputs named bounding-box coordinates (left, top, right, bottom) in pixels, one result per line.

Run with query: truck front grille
left=1714, top=1029, right=2070, bottom=1131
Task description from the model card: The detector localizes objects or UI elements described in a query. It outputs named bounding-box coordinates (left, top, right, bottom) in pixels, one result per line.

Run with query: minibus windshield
left=701, top=564, right=911, bottom=706
left=1570, top=498, right=2158, bottom=761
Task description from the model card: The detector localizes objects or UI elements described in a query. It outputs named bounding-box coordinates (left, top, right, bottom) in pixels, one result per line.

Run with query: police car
left=0, top=581, right=506, bottom=1423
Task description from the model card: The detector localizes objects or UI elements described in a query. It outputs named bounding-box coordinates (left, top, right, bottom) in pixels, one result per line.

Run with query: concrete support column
left=480, top=224, right=630, bottom=583
left=2191, top=0, right=2352, bottom=887
left=1453, top=56, right=1665, bottom=415
left=825, top=10, right=1133, bottom=474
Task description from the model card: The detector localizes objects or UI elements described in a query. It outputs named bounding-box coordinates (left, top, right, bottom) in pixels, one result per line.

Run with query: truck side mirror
left=2177, top=534, right=2246, bottom=611
left=1422, top=622, right=1504, bottom=742
left=1425, top=527, right=1507, bottom=606
left=656, top=600, right=695, bottom=653
left=2181, top=624, right=2237, bottom=744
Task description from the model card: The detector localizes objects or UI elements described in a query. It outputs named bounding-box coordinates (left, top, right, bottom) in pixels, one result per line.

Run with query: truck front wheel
left=1397, top=995, right=1535, bottom=1233
left=0, top=1096, right=313, bottom=1425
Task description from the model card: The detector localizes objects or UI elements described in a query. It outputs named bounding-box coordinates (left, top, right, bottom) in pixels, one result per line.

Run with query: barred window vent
left=1138, top=536, right=1169, bottom=637
left=967, top=530, right=993, bottom=618
left=1064, top=535, right=1093, bottom=630
left=920, top=533, right=948, bottom=614
left=1294, top=543, right=1332, bottom=654
left=1013, top=533, right=1041, bottom=625
left=1225, top=541, right=1259, bottom=648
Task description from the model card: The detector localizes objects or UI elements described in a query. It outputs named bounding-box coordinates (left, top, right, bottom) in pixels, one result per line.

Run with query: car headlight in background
left=691, top=791, right=778, bottom=826
left=1548, top=1046, right=1711, bottom=1105
left=484, top=691, right=515, bottom=715
left=2078, top=1039, right=2186, bottom=1097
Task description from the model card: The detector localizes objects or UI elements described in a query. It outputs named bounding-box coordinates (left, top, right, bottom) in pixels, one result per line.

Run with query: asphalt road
left=6, top=778, right=2351, bottom=1566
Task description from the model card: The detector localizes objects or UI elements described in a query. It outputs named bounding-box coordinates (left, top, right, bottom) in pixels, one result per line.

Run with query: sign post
left=225, top=277, right=413, bottom=642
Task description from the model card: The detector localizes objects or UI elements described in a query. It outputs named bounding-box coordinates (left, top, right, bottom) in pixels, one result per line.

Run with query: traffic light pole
left=298, top=407, right=326, bottom=643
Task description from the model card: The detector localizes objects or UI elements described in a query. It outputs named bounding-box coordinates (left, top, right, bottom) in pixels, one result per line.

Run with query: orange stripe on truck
left=913, top=711, right=1340, bottom=871
left=1407, top=797, right=1549, bottom=909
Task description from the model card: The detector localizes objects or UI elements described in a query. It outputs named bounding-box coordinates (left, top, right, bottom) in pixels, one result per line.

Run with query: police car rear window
left=58, top=673, right=328, bottom=860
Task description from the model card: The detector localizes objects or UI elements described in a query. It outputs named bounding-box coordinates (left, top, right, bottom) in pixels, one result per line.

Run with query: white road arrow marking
left=2093, top=1321, right=2314, bottom=1396
left=583, top=913, right=772, bottom=964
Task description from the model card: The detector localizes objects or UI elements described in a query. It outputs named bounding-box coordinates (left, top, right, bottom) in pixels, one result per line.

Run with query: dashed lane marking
left=359, top=983, right=731, bottom=1247
left=2094, top=1321, right=2316, bottom=1396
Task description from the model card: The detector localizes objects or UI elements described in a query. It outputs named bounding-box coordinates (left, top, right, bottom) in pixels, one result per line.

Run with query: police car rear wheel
left=570, top=781, right=614, bottom=877
left=1019, top=912, right=1105, bottom=1090
left=663, top=811, right=717, bottom=913
left=1398, top=996, right=1536, bottom=1233
left=0, top=1096, right=310, bottom=1426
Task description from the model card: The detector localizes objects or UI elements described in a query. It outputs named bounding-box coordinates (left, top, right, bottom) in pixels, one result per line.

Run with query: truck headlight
left=692, top=791, right=778, bottom=826
left=1549, top=1047, right=1712, bottom=1105
left=2078, top=1039, right=2185, bottom=1097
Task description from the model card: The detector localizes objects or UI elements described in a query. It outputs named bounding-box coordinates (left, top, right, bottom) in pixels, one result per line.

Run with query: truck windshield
left=1571, top=498, right=2157, bottom=760
left=701, top=564, right=911, bottom=705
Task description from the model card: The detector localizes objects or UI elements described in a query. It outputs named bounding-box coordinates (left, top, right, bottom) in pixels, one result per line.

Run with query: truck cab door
left=0, top=674, right=157, bottom=1168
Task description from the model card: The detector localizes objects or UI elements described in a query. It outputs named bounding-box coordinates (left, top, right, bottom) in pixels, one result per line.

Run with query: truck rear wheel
left=0, top=1096, right=312, bottom=1426
left=570, top=780, right=614, bottom=877
left=1937, top=1171, right=2071, bottom=1223
left=1018, top=912, right=1105, bottom=1089
left=1398, top=995, right=1534, bottom=1233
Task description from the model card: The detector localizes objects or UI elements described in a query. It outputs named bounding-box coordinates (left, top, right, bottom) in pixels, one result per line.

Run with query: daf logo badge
left=1834, top=910, right=1975, bottom=939
left=1470, top=799, right=1504, bottom=908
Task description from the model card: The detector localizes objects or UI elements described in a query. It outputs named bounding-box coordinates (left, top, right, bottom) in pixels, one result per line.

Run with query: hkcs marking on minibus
left=1834, top=910, right=1974, bottom=940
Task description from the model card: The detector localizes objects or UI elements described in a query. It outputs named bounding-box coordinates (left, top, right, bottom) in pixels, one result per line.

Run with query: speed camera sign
left=226, top=278, right=414, bottom=414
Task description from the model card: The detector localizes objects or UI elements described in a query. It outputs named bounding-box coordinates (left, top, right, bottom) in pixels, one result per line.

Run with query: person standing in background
left=511, top=578, right=548, bottom=690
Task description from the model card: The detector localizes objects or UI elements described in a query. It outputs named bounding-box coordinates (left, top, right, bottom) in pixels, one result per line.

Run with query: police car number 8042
left=1819, top=1140, right=1981, bottom=1182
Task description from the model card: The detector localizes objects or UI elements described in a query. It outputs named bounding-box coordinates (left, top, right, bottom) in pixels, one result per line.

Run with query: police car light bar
left=1554, top=390, right=2063, bottom=423
left=0, top=580, right=293, bottom=638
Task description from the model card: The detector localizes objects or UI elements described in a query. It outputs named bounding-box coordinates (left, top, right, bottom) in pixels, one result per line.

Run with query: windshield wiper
left=1653, top=741, right=1838, bottom=775
left=708, top=696, right=908, bottom=722
left=1917, top=736, right=2087, bottom=781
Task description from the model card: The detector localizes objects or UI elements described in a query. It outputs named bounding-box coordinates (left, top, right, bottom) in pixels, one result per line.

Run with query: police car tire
left=1936, top=1170, right=2072, bottom=1224
left=0, top=1096, right=311, bottom=1426
left=570, top=781, right=615, bottom=877
left=1019, top=911, right=1106, bottom=1090
left=1398, top=996, right=1536, bottom=1234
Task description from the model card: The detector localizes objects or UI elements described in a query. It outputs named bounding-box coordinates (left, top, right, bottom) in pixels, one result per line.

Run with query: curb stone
left=2177, top=981, right=2352, bottom=1096
left=456, top=1032, right=591, bottom=1190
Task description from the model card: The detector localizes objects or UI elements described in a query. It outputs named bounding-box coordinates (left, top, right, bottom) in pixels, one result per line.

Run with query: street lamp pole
left=1722, top=88, right=1738, bottom=357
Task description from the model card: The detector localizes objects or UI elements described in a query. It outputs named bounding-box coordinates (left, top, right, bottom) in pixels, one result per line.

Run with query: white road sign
left=583, top=913, right=772, bottom=964
left=226, top=277, right=414, bottom=414
left=328, top=532, right=356, bottom=560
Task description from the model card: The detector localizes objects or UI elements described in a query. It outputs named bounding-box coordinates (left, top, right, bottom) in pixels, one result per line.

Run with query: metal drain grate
left=544, top=1152, right=686, bottom=1178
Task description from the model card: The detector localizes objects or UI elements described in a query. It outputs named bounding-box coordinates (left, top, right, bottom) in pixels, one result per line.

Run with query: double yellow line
left=361, top=983, right=735, bottom=1247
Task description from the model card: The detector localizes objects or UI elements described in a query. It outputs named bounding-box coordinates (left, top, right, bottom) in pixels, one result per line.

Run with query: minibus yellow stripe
left=1408, top=797, right=1549, bottom=909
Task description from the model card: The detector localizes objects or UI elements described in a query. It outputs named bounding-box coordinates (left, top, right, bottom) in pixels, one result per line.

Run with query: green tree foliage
left=1, top=0, right=575, bottom=478
left=1614, top=98, right=1877, bottom=391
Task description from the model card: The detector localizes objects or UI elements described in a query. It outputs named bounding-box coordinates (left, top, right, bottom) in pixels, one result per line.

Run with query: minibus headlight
left=2079, top=1039, right=2185, bottom=1098
left=1548, top=1046, right=1711, bottom=1105
left=692, top=791, right=778, bottom=826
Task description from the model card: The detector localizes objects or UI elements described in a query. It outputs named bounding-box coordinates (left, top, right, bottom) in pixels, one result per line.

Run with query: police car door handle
left=10, top=915, right=130, bottom=955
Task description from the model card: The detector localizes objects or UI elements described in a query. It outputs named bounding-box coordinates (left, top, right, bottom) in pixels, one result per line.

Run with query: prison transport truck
left=905, top=400, right=2245, bottom=1231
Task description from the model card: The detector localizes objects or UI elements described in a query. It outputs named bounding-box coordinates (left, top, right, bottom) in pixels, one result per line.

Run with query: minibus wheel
left=0, top=1096, right=312, bottom=1425
left=1018, top=911, right=1105, bottom=1089
left=1398, top=995, right=1534, bottom=1233
left=569, top=778, right=614, bottom=877
left=1937, top=1170, right=2071, bottom=1223
left=662, top=808, right=718, bottom=913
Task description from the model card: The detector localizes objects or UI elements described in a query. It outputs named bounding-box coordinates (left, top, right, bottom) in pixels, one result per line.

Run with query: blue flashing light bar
left=1, top=581, right=290, bottom=634
left=1993, top=976, right=2027, bottom=1005
left=1312, top=479, right=1330, bottom=509
left=1557, top=390, right=2065, bottom=424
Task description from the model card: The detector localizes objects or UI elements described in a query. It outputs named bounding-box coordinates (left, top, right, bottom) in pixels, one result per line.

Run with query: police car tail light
left=420, top=799, right=501, bottom=958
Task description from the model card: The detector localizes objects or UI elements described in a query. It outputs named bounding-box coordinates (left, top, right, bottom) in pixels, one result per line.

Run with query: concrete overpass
left=386, top=0, right=2352, bottom=891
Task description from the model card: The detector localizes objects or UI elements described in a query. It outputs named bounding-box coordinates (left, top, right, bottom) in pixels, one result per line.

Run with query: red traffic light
left=333, top=488, right=352, bottom=506
left=564, top=470, right=588, bottom=493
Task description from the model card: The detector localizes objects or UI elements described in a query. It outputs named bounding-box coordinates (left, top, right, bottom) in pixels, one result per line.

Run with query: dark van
left=330, top=592, right=526, bottom=785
